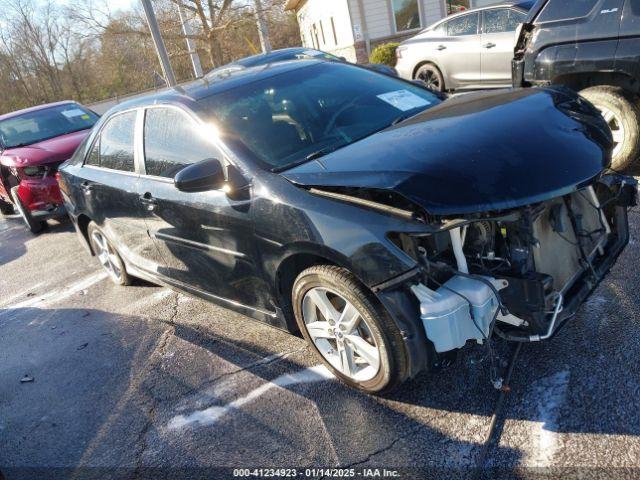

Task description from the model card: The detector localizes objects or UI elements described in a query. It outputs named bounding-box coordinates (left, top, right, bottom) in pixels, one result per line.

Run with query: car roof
left=205, top=47, right=325, bottom=78
left=0, top=101, right=79, bottom=122
left=109, top=59, right=324, bottom=114
left=233, top=47, right=310, bottom=67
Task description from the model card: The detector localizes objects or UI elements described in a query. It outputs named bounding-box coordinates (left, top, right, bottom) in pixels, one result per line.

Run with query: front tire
left=292, top=265, right=409, bottom=394
left=10, top=186, right=45, bottom=234
left=0, top=198, right=14, bottom=215
left=88, top=221, right=130, bottom=286
left=415, top=63, right=445, bottom=92
left=579, top=86, right=640, bottom=171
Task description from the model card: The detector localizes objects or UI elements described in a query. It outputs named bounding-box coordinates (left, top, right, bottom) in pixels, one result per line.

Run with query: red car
left=0, top=102, right=99, bottom=233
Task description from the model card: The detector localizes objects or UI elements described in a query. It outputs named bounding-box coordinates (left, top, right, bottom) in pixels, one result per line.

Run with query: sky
left=107, top=0, right=136, bottom=12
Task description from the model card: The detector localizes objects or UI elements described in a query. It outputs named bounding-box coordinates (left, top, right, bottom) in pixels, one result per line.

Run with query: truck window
left=536, top=0, right=599, bottom=23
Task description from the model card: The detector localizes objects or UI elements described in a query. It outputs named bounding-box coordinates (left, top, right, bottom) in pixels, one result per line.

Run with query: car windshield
left=0, top=104, right=98, bottom=149
left=201, top=62, right=441, bottom=171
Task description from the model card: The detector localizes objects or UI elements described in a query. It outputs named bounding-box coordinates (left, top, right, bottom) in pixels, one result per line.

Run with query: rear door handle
left=436, top=45, right=447, bottom=51
left=483, top=42, right=496, bottom=49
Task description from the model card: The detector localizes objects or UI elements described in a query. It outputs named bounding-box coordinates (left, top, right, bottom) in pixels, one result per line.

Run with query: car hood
left=0, top=129, right=90, bottom=168
left=283, top=87, right=613, bottom=216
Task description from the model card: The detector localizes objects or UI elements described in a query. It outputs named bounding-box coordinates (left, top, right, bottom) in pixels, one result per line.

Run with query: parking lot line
left=167, top=364, right=334, bottom=430
left=0, top=271, right=108, bottom=310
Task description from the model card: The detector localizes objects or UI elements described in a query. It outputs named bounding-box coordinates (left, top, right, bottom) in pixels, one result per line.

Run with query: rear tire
left=579, top=86, right=640, bottom=171
left=10, top=186, right=45, bottom=234
left=87, top=221, right=130, bottom=286
left=292, top=265, right=409, bottom=394
left=415, top=63, right=445, bottom=92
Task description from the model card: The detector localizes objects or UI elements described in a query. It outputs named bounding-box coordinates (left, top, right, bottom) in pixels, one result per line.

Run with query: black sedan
left=59, top=60, right=636, bottom=393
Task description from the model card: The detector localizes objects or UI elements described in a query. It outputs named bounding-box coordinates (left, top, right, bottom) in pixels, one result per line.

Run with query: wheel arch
left=552, top=71, right=640, bottom=95
left=76, top=213, right=95, bottom=255
left=276, top=248, right=433, bottom=380
left=274, top=245, right=369, bottom=331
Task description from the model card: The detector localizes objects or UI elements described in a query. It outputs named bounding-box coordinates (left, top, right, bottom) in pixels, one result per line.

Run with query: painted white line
left=168, top=365, right=334, bottom=430
left=0, top=282, right=47, bottom=308
left=528, top=370, right=570, bottom=467
left=1, top=271, right=108, bottom=311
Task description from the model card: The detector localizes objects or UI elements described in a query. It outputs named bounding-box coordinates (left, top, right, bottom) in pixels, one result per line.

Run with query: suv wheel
left=579, top=86, right=640, bottom=171
left=415, top=64, right=444, bottom=92
left=10, top=186, right=45, bottom=234
left=292, top=265, right=409, bottom=393
left=88, top=222, right=130, bottom=286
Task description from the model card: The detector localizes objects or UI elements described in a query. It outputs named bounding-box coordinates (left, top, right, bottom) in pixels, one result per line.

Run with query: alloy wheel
left=418, top=68, right=441, bottom=91
left=302, top=287, right=381, bottom=382
left=597, top=105, right=626, bottom=158
left=91, top=230, right=123, bottom=283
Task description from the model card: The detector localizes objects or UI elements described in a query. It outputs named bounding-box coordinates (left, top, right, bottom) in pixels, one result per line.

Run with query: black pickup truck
left=513, top=0, right=640, bottom=170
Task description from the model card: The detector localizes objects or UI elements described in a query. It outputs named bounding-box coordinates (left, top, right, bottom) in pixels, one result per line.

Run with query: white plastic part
left=449, top=227, right=469, bottom=274
left=411, top=276, right=505, bottom=353
left=588, top=186, right=611, bottom=256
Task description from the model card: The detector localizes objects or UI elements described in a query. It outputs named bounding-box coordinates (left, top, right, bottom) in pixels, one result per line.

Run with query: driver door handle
left=483, top=42, right=496, bottom=49
left=436, top=45, right=447, bottom=51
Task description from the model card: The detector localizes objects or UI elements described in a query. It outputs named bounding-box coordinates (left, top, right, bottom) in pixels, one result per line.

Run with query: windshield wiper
left=5, top=142, right=31, bottom=149
left=305, top=144, right=344, bottom=162
left=391, top=112, right=417, bottom=126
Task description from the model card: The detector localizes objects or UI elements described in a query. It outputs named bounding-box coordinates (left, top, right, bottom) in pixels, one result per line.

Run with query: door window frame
left=81, top=107, right=142, bottom=178
left=139, top=103, right=231, bottom=184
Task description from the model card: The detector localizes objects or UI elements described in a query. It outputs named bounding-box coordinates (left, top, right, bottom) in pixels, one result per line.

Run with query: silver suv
left=395, top=1, right=533, bottom=92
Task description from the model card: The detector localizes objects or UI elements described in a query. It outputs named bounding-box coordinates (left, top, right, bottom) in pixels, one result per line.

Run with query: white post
left=177, top=2, right=204, bottom=78
left=141, top=0, right=177, bottom=87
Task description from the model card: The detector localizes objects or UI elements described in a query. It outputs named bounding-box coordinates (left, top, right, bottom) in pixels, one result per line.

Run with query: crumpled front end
left=6, top=161, right=66, bottom=216
left=380, top=172, right=636, bottom=361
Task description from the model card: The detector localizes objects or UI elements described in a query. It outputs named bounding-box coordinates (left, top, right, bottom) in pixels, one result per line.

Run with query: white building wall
left=347, top=0, right=447, bottom=44
left=292, top=0, right=449, bottom=62
left=422, top=0, right=446, bottom=26
left=360, top=0, right=393, bottom=39
left=296, top=0, right=358, bottom=60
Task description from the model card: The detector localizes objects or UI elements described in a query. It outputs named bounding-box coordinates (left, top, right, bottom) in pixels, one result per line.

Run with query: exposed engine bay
left=389, top=174, right=636, bottom=354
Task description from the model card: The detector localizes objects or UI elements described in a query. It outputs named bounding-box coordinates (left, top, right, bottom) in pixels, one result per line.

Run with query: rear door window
left=447, top=12, right=480, bottom=36
left=483, top=8, right=527, bottom=33
left=85, top=111, right=137, bottom=172
left=143, top=107, right=222, bottom=178
left=536, top=0, right=599, bottom=22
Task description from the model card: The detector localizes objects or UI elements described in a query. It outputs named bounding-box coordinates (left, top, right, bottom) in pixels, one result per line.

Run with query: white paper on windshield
left=377, top=90, right=430, bottom=112
left=61, top=108, right=86, bottom=118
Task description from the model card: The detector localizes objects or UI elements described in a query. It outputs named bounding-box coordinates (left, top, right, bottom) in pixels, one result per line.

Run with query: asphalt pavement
left=1, top=211, right=639, bottom=480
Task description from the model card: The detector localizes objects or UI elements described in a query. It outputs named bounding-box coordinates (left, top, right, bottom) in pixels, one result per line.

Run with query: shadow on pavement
left=0, top=216, right=74, bottom=267
left=0, top=306, right=526, bottom=479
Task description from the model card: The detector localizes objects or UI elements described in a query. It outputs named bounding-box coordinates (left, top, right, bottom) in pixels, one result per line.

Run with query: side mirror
left=174, top=158, right=225, bottom=193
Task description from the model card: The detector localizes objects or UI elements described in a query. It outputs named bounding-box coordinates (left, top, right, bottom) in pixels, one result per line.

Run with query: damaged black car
left=59, top=60, right=637, bottom=393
